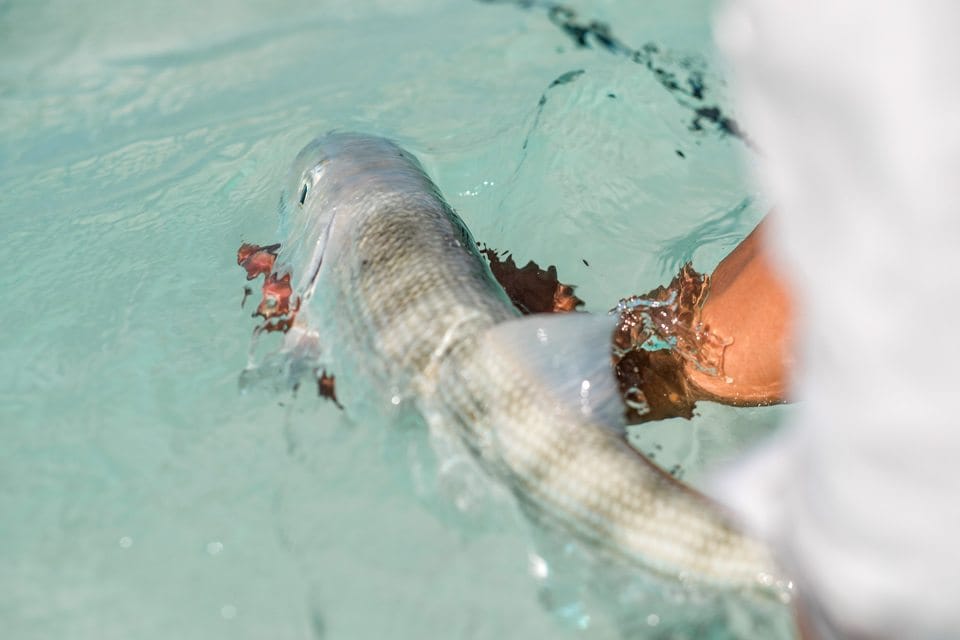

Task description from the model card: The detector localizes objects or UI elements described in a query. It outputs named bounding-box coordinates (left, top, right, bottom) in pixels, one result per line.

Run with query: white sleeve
left=711, top=1, right=960, bottom=637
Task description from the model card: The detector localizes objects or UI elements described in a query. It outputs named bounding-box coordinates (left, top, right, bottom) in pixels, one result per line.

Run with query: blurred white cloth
left=712, top=1, right=960, bottom=637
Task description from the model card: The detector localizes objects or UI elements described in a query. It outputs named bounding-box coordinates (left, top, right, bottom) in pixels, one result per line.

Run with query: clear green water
left=0, top=1, right=785, bottom=638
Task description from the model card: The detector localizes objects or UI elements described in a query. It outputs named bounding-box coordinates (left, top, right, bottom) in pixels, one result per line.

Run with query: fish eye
left=298, top=182, right=309, bottom=206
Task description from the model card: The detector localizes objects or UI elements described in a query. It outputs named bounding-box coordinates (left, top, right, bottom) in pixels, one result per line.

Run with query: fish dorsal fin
left=481, top=313, right=626, bottom=431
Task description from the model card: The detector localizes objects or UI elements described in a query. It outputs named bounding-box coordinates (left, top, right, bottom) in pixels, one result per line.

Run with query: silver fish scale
left=290, top=133, right=786, bottom=604
left=434, top=336, right=783, bottom=595
left=309, top=184, right=518, bottom=399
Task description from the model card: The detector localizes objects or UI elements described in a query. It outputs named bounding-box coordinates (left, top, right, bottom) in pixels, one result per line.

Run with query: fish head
left=276, top=132, right=432, bottom=300
left=274, top=138, right=336, bottom=298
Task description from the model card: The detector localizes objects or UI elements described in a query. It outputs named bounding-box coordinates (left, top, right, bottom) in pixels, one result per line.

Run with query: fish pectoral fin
left=238, top=322, right=327, bottom=395
left=480, top=313, right=627, bottom=432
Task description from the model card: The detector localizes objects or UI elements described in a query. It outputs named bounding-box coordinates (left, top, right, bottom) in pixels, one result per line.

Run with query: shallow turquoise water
left=0, top=1, right=785, bottom=638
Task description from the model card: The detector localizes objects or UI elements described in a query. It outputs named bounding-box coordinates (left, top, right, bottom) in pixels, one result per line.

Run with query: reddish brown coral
left=478, top=246, right=716, bottom=425
left=237, top=242, right=280, bottom=280
left=236, top=241, right=300, bottom=325
left=612, top=264, right=725, bottom=377
left=253, top=316, right=295, bottom=335
left=235, top=238, right=720, bottom=421
left=611, top=263, right=726, bottom=424
left=317, top=370, right=343, bottom=409
left=255, top=273, right=298, bottom=320
left=479, top=246, right=584, bottom=314
left=237, top=241, right=341, bottom=408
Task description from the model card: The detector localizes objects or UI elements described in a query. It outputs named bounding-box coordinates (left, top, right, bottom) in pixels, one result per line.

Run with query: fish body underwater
left=258, top=133, right=791, bottom=627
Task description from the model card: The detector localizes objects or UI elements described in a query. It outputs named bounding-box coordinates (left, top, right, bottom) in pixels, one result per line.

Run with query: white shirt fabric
left=711, top=2, right=960, bottom=638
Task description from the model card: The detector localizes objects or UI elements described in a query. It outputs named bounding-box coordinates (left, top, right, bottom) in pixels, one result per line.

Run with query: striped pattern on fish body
left=436, top=331, right=780, bottom=590
left=275, top=133, right=786, bottom=599
left=276, top=136, right=517, bottom=401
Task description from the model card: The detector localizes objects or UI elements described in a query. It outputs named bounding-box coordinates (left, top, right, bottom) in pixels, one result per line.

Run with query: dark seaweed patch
left=549, top=68, right=585, bottom=87
left=521, top=68, right=585, bottom=152
left=475, top=0, right=750, bottom=145
left=691, top=106, right=743, bottom=139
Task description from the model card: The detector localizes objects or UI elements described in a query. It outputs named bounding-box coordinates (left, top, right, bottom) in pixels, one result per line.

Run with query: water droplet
left=119, top=536, right=133, bottom=549
left=221, top=605, right=237, bottom=620
left=646, top=613, right=660, bottom=627
left=390, top=395, right=401, bottom=406
left=528, top=552, right=549, bottom=579
left=207, top=541, right=224, bottom=556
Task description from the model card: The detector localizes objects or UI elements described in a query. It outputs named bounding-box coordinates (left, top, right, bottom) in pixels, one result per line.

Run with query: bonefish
left=256, top=132, right=786, bottom=599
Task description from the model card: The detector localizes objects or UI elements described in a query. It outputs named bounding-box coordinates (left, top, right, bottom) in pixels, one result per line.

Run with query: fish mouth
left=301, top=209, right=336, bottom=301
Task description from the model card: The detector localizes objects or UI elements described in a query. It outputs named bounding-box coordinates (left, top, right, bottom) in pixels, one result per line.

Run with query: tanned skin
left=685, top=217, right=793, bottom=406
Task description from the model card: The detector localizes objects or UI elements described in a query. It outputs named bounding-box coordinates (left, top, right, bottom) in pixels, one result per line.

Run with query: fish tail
left=479, top=312, right=626, bottom=430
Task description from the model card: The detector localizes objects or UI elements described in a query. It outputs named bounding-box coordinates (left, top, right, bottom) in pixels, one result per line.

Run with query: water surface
left=0, top=1, right=784, bottom=637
